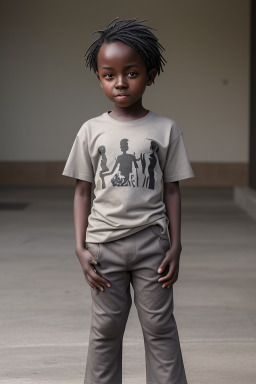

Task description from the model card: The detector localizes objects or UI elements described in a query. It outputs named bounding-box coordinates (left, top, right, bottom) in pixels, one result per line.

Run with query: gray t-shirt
left=63, top=111, right=194, bottom=243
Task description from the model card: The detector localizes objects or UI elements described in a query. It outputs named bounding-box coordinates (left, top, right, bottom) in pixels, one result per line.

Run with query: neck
left=110, top=101, right=149, bottom=122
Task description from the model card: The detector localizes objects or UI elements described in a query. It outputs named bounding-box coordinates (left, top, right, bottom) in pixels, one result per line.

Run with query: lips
left=114, top=94, right=129, bottom=97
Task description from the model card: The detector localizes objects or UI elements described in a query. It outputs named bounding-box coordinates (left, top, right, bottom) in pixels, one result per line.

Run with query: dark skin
left=74, top=41, right=182, bottom=290
left=96, top=41, right=156, bottom=121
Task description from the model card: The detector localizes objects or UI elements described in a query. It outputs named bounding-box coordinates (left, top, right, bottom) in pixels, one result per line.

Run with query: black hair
left=84, top=18, right=166, bottom=75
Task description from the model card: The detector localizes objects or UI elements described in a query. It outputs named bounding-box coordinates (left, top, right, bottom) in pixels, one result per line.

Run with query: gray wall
left=0, top=0, right=250, bottom=162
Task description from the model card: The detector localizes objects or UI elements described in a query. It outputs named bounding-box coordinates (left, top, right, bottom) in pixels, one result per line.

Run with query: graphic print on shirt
left=98, top=146, right=109, bottom=189
left=97, top=138, right=159, bottom=190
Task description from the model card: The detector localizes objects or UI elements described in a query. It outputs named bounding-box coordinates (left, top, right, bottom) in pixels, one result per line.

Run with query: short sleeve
left=62, top=131, right=94, bottom=183
left=163, top=123, right=194, bottom=183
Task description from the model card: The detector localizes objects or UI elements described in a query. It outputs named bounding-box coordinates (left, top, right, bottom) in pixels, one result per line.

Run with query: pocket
left=86, top=242, right=100, bottom=260
left=159, top=237, right=170, bottom=253
left=149, top=225, right=170, bottom=253
left=149, top=225, right=169, bottom=240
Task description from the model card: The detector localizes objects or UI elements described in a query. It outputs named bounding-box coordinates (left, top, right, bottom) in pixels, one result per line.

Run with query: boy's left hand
left=157, top=244, right=182, bottom=288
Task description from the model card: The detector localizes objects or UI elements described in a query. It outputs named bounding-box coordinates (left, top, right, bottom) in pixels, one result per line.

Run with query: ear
left=146, top=69, right=157, bottom=86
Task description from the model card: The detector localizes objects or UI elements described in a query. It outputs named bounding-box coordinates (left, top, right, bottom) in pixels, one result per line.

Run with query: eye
left=128, top=72, right=138, bottom=78
left=104, top=73, right=113, bottom=79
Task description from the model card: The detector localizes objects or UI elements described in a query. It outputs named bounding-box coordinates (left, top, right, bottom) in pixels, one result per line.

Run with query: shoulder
left=149, top=112, right=182, bottom=140
left=76, top=112, right=108, bottom=139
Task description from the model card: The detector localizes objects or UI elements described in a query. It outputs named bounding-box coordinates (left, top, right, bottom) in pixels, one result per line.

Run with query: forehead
left=97, top=41, right=146, bottom=69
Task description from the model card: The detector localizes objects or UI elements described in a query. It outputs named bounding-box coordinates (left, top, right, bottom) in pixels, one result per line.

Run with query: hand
left=157, top=244, right=182, bottom=288
left=76, top=248, right=111, bottom=292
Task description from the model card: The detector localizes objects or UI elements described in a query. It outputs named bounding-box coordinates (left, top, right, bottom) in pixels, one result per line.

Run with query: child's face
left=96, top=41, right=156, bottom=110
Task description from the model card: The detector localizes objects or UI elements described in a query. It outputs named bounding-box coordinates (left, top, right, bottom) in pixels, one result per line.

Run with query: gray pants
left=85, top=225, right=187, bottom=384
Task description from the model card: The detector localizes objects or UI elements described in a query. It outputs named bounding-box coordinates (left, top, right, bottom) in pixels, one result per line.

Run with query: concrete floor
left=0, top=187, right=256, bottom=384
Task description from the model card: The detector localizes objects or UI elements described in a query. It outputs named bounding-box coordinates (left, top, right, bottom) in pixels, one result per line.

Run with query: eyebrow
left=101, top=64, right=139, bottom=70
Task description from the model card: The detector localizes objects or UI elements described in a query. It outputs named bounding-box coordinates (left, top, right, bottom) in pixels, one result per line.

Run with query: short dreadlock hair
left=84, top=18, right=166, bottom=75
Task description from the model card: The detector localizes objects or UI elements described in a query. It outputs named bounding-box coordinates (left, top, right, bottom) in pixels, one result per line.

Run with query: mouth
left=114, top=94, right=129, bottom=98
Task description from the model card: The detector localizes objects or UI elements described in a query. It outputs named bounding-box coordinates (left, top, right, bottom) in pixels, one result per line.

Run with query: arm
left=158, top=181, right=182, bottom=288
left=74, top=179, right=110, bottom=291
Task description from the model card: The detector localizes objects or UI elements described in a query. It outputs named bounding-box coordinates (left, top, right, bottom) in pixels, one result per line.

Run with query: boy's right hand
left=75, top=248, right=111, bottom=292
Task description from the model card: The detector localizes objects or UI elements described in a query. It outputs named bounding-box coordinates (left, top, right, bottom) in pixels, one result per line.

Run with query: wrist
left=170, top=242, right=182, bottom=252
left=75, top=244, right=86, bottom=254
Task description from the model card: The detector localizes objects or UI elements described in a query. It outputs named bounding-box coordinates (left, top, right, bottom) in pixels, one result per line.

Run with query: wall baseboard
left=182, top=162, right=248, bottom=186
left=0, top=161, right=249, bottom=187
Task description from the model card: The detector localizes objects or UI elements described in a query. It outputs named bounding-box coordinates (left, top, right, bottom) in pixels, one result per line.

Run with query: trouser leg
left=131, top=226, right=188, bottom=384
left=84, top=240, right=132, bottom=384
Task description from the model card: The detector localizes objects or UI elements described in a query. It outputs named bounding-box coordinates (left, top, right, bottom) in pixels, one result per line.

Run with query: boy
left=63, top=18, right=194, bottom=384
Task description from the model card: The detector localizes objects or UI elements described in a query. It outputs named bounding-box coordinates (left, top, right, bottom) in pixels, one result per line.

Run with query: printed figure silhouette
left=102, top=139, right=138, bottom=187
left=98, top=146, right=109, bottom=189
left=140, top=140, right=159, bottom=190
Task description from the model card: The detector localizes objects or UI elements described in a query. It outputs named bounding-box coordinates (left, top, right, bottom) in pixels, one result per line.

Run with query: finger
left=163, top=277, right=177, bottom=288
left=93, top=281, right=105, bottom=292
left=84, top=269, right=102, bottom=289
left=157, top=257, right=169, bottom=274
left=85, top=276, right=98, bottom=291
left=162, top=270, right=179, bottom=288
left=95, top=275, right=111, bottom=288
left=158, top=264, right=176, bottom=282
left=88, top=269, right=111, bottom=289
left=86, top=274, right=105, bottom=291
left=91, top=267, right=111, bottom=287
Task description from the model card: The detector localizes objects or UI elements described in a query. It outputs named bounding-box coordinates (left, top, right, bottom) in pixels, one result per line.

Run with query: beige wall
left=1, top=0, right=250, bottom=162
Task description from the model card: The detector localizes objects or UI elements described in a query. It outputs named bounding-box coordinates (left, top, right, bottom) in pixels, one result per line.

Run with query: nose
left=115, top=75, right=128, bottom=89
